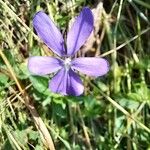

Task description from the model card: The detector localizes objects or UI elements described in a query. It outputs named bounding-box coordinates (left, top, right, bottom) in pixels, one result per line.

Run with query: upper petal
left=66, top=7, right=94, bottom=56
left=33, top=11, right=65, bottom=56
left=49, top=68, right=84, bottom=96
left=28, top=56, right=63, bottom=75
left=71, top=57, right=109, bottom=77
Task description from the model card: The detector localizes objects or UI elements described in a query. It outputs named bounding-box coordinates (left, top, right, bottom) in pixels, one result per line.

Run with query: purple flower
left=28, top=7, right=109, bottom=96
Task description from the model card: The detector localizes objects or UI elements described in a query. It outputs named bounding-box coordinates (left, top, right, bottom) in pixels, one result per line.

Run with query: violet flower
left=28, top=7, right=109, bottom=96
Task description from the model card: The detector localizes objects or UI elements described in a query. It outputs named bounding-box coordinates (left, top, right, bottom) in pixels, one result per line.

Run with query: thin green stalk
left=100, top=27, right=150, bottom=57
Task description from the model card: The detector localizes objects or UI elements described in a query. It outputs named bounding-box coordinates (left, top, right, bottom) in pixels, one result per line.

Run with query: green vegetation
left=0, top=0, right=150, bottom=149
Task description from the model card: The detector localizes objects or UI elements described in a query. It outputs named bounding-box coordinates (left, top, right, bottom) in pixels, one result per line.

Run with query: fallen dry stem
left=0, top=49, right=55, bottom=150
left=99, top=90, right=150, bottom=133
left=87, top=80, right=150, bottom=133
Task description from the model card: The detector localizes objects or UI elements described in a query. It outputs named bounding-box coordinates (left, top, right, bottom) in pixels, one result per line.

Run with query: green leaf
left=35, top=145, right=43, bottom=150
left=13, top=130, right=28, bottom=146
left=0, top=73, right=9, bottom=85
left=2, top=140, right=14, bottom=150
left=28, top=130, right=39, bottom=140
left=83, top=96, right=102, bottom=117
left=0, top=50, right=15, bottom=66
left=29, top=75, right=49, bottom=93
left=127, top=93, right=141, bottom=102
left=15, top=62, right=30, bottom=79
left=53, top=104, right=66, bottom=118
left=30, top=47, right=41, bottom=56
left=118, top=97, right=140, bottom=109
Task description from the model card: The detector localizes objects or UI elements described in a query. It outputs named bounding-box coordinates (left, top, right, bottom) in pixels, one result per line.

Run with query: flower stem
left=77, top=105, right=92, bottom=150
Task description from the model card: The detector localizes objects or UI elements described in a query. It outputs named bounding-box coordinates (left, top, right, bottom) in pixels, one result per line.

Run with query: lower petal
left=49, top=68, right=84, bottom=96
left=67, top=69, right=84, bottom=96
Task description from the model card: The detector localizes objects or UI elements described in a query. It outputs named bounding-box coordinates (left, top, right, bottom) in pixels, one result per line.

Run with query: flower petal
left=71, top=57, right=109, bottom=77
left=49, top=68, right=84, bottom=96
left=66, top=7, right=94, bottom=56
left=28, top=56, right=63, bottom=75
left=33, top=11, right=65, bottom=56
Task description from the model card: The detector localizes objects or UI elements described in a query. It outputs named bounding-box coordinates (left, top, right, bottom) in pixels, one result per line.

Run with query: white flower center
left=64, top=58, right=71, bottom=71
